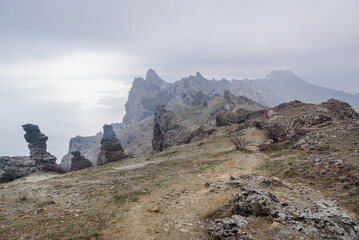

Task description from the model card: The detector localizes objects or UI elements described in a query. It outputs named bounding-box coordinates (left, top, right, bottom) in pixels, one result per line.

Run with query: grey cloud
left=0, top=0, right=359, bottom=92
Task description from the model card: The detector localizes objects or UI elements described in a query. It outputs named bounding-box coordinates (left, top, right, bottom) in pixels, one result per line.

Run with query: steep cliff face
left=152, top=105, right=190, bottom=153
left=123, top=69, right=170, bottom=124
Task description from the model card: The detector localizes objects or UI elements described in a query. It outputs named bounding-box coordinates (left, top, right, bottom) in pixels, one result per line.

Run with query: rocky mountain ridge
left=61, top=69, right=359, bottom=170
left=123, top=69, right=359, bottom=125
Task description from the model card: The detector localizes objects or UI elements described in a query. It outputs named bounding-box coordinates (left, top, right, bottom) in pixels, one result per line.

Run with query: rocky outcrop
left=62, top=69, right=359, bottom=161
left=224, top=90, right=266, bottom=111
left=182, top=125, right=215, bottom=144
left=70, top=151, right=92, bottom=171
left=0, top=156, right=36, bottom=183
left=61, top=132, right=102, bottom=171
left=209, top=188, right=359, bottom=239
left=1, top=124, right=65, bottom=182
left=216, top=108, right=267, bottom=127
left=22, top=124, right=65, bottom=173
left=123, top=69, right=359, bottom=125
left=152, top=105, right=190, bottom=152
left=216, top=91, right=267, bottom=127
left=97, top=125, right=127, bottom=165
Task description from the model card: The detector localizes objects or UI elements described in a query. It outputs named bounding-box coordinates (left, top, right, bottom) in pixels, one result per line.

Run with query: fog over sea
left=0, top=93, right=128, bottom=163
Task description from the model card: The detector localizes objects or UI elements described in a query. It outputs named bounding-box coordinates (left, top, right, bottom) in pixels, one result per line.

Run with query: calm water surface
left=0, top=96, right=126, bottom=162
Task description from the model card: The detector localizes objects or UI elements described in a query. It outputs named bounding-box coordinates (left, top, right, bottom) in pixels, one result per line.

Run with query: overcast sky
left=1, top=0, right=359, bottom=104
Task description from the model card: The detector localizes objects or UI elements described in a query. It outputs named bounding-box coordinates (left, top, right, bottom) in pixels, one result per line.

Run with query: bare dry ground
left=1, top=127, right=358, bottom=239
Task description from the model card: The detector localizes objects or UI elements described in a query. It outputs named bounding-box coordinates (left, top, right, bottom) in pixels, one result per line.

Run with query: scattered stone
left=97, top=124, right=127, bottom=165
left=149, top=206, right=160, bottom=213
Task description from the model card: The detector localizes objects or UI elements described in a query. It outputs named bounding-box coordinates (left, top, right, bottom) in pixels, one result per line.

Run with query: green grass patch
left=158, top=150, right=178, bottom=157
left=338, top=176, right=347, bottom=182
left=190, top=161, right=222, bottom=175
left=114, top=190, right=147, bottom=203
left=154, top=177, right=171, bottom=187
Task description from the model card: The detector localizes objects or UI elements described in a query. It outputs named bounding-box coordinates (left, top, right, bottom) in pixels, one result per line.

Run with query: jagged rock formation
left=123, top=69, right=169, bottom=124
left=23, top=124, right=56, bottom=163
left=97, top=125, right=127, bottom=165
left=152, top=105, right=190, bottom=152
left=209, top=188, right=359, bottom=239
left=22, top=124, right=65, bottom=173
left=0, top=156, right=36, bottom=183
left=61, top=132, right=102, bottom=171
left=62, top=69, right=359, bottom=162
left=1, top=124, right=65, bottom=182
left=123, top=69, right=359, bottom=125
left=70, top=151, right=92, bottom=171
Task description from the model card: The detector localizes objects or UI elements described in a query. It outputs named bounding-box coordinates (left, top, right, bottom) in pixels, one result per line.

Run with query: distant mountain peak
left=146, top=68, right=159, bottom=80
left=145, top=69, right=166, bottom=86
left=196, top=72, right=204, bottom=78
left=265, top=70, right=299, bottom=81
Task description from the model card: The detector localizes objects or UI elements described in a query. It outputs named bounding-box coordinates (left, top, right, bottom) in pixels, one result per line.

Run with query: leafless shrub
left=231, top=136, right=249, bottom=151
left=264, top=122, right=287, bottom=143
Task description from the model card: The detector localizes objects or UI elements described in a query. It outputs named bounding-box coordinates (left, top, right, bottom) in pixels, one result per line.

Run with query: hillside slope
left=2, top=122, right=359, bottom=239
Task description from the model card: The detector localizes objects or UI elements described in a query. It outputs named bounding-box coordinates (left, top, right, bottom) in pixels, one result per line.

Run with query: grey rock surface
left=97, top=125, right=127, bottom=165
left=182, top=125, right=215, bottom=144
left=123, top=69, right=359, bottom=126
left=62, top=69, right=359, bottom=163
left=152, top=105, right=190, bottom=152
left=70, top=151, right=92, bottom=171
left=0, top=156, right=36, bottom=183
left=61, top=132, right=102, bottom=171
left=228, top=188, right=359, bottom=239
left=22, top=124, right=65, bottom=173
left=208, top=215, right=254, bottom=240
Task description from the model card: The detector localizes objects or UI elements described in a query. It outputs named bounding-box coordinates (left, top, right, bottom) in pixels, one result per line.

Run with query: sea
left=0, top=94, right=127, bottom=163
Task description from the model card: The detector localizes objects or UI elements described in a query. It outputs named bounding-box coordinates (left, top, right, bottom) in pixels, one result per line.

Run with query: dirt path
left=99, top=151, right=265, bottom=240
